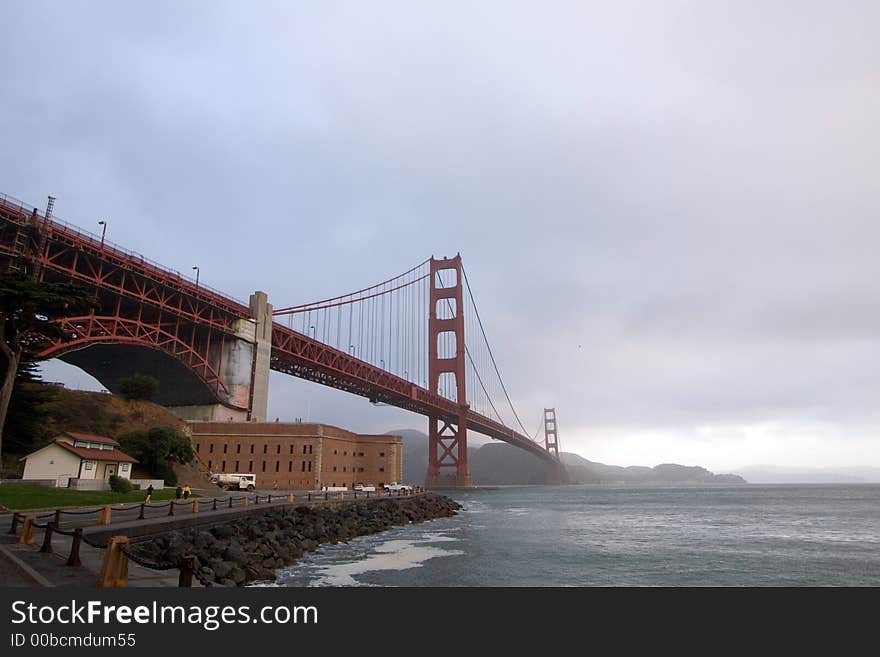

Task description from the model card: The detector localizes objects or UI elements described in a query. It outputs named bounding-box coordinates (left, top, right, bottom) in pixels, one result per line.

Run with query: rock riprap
left=129, top=493, right=461, bottom=586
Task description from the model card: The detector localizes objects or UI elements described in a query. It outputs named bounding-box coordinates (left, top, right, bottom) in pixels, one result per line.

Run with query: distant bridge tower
left=426, top=255, right=471, bottom=488
left=544, top=408, right=560, bottom=460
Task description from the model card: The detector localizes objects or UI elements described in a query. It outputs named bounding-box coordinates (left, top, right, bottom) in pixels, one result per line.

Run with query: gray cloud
left=6, top=1, right=880, bottom=468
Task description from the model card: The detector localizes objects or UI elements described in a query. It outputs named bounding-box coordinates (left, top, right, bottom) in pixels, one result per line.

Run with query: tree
left=118, top=374, right=159, bottom=401
left=117, top=426, right=194, bottom=486
left=0, top=273, right=94, bottom=459
left=3, top=358, right=59, bottom=456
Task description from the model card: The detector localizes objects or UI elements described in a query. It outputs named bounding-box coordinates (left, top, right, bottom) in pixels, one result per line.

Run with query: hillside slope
left=2, top=385, right=211, bottom=485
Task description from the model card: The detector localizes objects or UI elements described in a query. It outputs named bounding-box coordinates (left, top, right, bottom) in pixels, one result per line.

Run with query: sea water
left=276, top=484, right=880, bottom=586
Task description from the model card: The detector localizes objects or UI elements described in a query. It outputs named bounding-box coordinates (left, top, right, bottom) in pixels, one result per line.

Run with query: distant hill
left=733, top=465, right=880, bottom=484
left=389, top=429, right=746, bottom=485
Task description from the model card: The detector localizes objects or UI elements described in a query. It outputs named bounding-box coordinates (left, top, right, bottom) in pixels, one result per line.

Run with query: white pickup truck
left=210, top=473, right=256, bottom=491
left=383, top=482, right=413, bottom=492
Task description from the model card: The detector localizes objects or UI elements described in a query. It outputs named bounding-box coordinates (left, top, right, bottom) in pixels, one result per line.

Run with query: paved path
left=0, top=488, right=423, bottom=587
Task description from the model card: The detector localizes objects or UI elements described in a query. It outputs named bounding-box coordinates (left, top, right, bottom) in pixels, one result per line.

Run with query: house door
left=105, top=464, right=116, bottom=480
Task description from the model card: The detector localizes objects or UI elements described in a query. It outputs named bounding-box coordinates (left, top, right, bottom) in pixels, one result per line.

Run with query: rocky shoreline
left=129, top=493, right=461, bottom=586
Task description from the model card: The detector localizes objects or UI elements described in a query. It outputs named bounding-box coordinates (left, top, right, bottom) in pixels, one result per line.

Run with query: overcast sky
left=3, top=2, right=879, bottom=471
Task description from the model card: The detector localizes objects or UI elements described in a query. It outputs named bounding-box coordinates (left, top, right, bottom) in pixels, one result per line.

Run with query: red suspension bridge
left=0, top=193, right=567, bottom=486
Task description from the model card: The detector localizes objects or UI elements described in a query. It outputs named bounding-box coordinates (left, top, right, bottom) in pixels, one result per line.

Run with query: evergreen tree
left=0, top=272, right=94, bottom=459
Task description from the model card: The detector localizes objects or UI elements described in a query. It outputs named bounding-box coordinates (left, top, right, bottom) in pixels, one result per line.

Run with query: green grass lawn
left=0, top=484, right=199, bottom=511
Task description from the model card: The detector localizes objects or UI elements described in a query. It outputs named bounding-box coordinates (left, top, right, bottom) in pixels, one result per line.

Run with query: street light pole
left=97, top=220, right=107, bottom=249
left=192, top=266, right=200, bottom=289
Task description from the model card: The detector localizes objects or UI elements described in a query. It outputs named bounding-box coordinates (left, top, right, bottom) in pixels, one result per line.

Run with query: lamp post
left=97, top=220, right=107, bottom=249
left=349, top=345, right=356, bottom=356
left=192, top=266, right=200, bottom=289
left=309, top=325, right=316, bottom=340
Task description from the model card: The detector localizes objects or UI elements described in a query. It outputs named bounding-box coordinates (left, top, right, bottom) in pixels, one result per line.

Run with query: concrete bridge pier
left=167, top=291, right=272, bottom=423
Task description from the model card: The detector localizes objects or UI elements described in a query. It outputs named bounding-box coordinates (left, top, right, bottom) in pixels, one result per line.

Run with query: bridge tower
left=426, top=255, right=471, bottom=488
left=544, top=408, right=560, bottom=459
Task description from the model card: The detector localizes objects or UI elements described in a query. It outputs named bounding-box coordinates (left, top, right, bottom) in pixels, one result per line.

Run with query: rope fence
left=5, top=486, right=424, bottom=586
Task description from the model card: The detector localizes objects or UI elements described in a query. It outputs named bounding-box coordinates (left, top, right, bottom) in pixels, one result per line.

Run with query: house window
left=196, top=444, right=201, bottom=453
left=379, top=452, right=385, bottom=457
left=344, top=451, right=347, bottom=456
left=290, top=445, right=294, bottom=454
left=237, top=444, right=241, bottom=454
left=74, top=441, right=88, bottom=448
left=309, top=445, right=313, bottom=454
left=289, top=462, right=293, bottom=472
left=209, top=444, right=214, bottom=453
left=223, top=444, right=228, bottom=454
left=84, top=461, right=93, bottom=470
left=250, top=444, right=254, bottom=454
left=249, top=460, right=253, bottom=471
left=262, top=461, right=266, bottom=472
left=208, top=461, right=212, bottom=469
left=334, top=450, right=337, bottom=455
left=379, top=467, right=385, bottom=472
left=277, top=445, right=281, bottom=454
left=263, top=445, right=268, bottom=454
left=275, top=462, right=280, bottom=472
left=333, top=466, right=337, bottom=472
left=343, top=467, right=347, bottom=473
left=235, top=461, right=240, bottom=470
left=308, top=462, right=312, bottom=472
left=301, top=461, right=306, bottom=472
left=221, top=460, right=226, bottom=470
left=357, top=467, right=364, bottom=473
left=121, top=463, right=129, bottom=471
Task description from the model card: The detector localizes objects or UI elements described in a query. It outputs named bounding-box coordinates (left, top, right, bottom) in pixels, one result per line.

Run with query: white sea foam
left=308, top=535, right=463, bottom=587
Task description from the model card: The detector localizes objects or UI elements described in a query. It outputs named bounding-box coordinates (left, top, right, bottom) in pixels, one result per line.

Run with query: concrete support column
left=249, top=291, right=273, bottom=422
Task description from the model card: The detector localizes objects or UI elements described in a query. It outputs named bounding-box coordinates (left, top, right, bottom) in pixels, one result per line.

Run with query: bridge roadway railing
left=271, top=321, right=558, bottom=464
left=0, top=193, right=251, bottom=314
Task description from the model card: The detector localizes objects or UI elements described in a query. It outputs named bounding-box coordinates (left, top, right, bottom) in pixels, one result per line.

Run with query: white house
left=20, top=432, right=138, bottom=488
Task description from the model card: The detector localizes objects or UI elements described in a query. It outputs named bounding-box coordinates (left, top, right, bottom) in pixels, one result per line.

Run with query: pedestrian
left=145, top=484, right=154, bottom=503
left=182, top=484, right=192, bottom=500
left=175, top=484, right=183, bottom=499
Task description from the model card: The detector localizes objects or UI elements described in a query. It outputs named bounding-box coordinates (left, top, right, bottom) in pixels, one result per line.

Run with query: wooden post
left=67, top=528, right=83, bottom=567
left=18, top=516, right=36, bottom=545
left=40, top=522, right=54, bottom=553
left=98, top=536, right=130, bottom=588
left=8, top=512, right=20, bottom=535
left=97, top=505, right=112, bottom=525
left=190, top=500, right=199, bottom=514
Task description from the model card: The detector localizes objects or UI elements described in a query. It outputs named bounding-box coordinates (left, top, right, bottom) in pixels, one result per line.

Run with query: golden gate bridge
left=0, top=193, right=567, bottom=486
